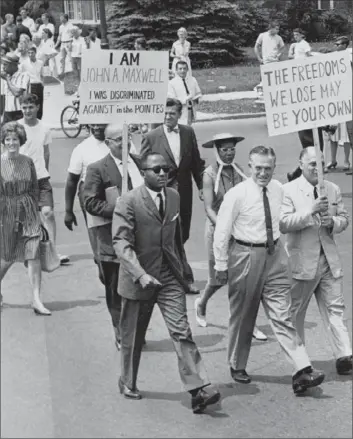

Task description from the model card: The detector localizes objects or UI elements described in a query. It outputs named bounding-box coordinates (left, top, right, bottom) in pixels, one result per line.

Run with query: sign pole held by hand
left=122, top=123, right=129, bottom=195
left=312, top=128, right=326, bottom=196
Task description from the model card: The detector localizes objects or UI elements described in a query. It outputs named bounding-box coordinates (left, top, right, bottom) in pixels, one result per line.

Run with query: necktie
left=182, top=78, right=190, bottom=94
left=127, top=172, right=133, bottom=191
left=262, top=187, right=275, bottom=255
left=313, top=187, right=318, bottom=199
left=157, top=193, right=164, bottom=219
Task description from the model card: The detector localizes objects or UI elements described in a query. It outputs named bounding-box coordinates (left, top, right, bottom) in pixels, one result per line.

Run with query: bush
left=21, top=0, right=55, bottom=24
left=320, top=10, right=351, bottom=40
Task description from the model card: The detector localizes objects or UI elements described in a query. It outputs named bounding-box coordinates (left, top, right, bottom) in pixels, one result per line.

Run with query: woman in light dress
left=170, top=27, right=191, bottom=76
left=326, top=123, right=351, bottom=171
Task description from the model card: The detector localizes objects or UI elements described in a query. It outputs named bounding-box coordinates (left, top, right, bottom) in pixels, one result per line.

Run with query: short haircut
left=35, top=18, right=43, bottom=25
left=166, top=97, right=182, bottom=114
left=249, top=145, right=276, bottom=161
left=41, top=13, right=49, bottom=19
left=5, top=14, right=14, bottom=21
left=268, top=21, right=279, bottom=30
left=175, top=60, right=188, bottom=70
left=61, top=13, right=69, bottom=20
left=299, top=147, right=318, bottom=161
left=43, top=28, right=53, bottom=39
left=135, top=37, right=147, bottom=48
left=28, top=45, right=37, bottom=53
left=293, top=28, right=306, bottom=36
left=16, top=16, right=23, bottom=22
left=140, top=152, right=164, bottom=169
left=20, top=8, right=27, bottom=13
left=20, top=93, right=39, bottom=106
left=1, top=121, right=27, bottom=145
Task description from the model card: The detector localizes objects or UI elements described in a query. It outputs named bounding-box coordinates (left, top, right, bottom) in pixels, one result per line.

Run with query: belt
left=235, top=238, right=279, bottom=248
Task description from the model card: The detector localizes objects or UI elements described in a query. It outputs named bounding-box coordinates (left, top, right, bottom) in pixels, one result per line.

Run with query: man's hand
left=139, top=274, right=162, bottom=289
left=311, top=196, right=329, bottom=215
left=198, top=189, right=204, bottom=201
left=320, top=212, right=334, bottom=228
left=258, top=58, right=263, bottom=64
left=215, top=270, right=228, bottom=285
left=64, top=211, right=77, bottom=231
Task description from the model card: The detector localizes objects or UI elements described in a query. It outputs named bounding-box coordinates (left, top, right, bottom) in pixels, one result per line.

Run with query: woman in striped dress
left=0, top=121, right=51, bottom=315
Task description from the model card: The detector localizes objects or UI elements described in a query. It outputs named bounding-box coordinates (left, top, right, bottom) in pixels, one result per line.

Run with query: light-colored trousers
left=290, top=253, right=352, bottom=359
left=59, top=41, right=72, bottom=75
left=227, top=240, right=311, bottom=374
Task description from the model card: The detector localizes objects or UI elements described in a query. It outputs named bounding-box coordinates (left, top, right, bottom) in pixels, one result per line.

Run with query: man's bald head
left=105, top=123, right=124, bottom=140
left=299, top=146, right=324, bottom=163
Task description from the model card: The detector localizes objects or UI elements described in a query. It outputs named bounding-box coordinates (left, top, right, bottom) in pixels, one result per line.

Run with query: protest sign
left=261, top=51, right=352, bottom=137
left=78, top=50, right=170, bottom=124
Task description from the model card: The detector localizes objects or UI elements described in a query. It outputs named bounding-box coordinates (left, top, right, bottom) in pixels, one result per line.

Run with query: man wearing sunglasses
left=112, top=152, right=221, bottom=413
left=141, top=98, right=205, bottom=294
left=84, top=124, right=144, bottom=351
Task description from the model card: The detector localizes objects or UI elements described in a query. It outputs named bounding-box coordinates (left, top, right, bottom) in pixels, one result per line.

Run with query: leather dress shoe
left=191, top=388, right=221, bottom=414
left=336, top=355, right=352, bottom=375
left=118, top=378, right=142, bottom=400
left=292, top=366, right=325, bottom=395
left=230, top=368, right=251, bottom=384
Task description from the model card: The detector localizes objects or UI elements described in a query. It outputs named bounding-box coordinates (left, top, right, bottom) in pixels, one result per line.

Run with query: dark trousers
left=30, top=83, right=44, bottom=120
left=120, top=260, right=209, bottom=391
left=3, top=110, right=23, bottom=123
left=77, top=181, right=99, bottom=261
left=100, top=261, right=121, bottom=331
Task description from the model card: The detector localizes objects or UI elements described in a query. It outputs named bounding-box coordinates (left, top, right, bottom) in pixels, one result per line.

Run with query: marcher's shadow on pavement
left=311, top=359, right=353, bottom=384
left=65, top=253, right=95, bottom=262
left=144, top=333, right=225, bottom=353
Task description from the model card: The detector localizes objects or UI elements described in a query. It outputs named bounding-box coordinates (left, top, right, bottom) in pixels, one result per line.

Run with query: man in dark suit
left=140, top=98, right=205, bottom=294
left=84, top=124, right=144, bottom=349
left=112, top=152, right=220, bottom=413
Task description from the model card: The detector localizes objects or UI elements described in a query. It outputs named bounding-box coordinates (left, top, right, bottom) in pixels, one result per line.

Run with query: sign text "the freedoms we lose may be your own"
left=261, top=51, right=352, bottom=136
left=79, top=50, right=169, bottom=124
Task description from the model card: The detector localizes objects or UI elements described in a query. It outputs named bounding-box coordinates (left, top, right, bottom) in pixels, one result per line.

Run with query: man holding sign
left=280, top=147, right=352, bottom=376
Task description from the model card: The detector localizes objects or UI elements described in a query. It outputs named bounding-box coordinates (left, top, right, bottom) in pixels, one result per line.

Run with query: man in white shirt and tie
left=167, top=61, right=202, bottom=125
left=213, top=145, right=325, bottom=394
left=84, top=124, right=143, bottom=351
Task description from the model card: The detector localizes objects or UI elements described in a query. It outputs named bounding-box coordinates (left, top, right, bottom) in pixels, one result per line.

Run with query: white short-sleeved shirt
left=294, top=40, right=311, bottom=59
left=18, top=118, right=52, bottom=180
left=71, top=37, right=85, bottom=57
left=22, top=16, right=36, bottom=33
left=38, top=23, right=55, bottom=39
left=59, top=22, right=74, bottom=42
left=256, top=31, right=284, bottom=64
left=68, top=135, right=109, bottom=182
left=24, top=59, right=44, bottom=83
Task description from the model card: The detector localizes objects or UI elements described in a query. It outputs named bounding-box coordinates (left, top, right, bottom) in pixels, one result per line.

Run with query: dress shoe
left=326, top=161, right=338, bottom=170
left=230, top=368, right=251, bottom=384
left=336, top=355, right=352, bottom=375
left=292, top=366, right=325, bottom=395
left=191, top=388, right=221, bottom=414
left=252, top=327, right=267, bottom=341
left=32, top=302, right=51, bottom=316
left=346, top=170, right=352, bottom=175
left=59, top=254, right=70, bottom=265
left=118, top=378, right=142, bottom=400
left=187, top=284, right=200, bottom=295
left=195, top=297, right=207, bottom=327
left=343, top=161, right=350, bottom=171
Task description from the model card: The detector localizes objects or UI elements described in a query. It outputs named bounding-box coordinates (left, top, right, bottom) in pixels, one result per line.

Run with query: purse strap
left=40, top=224, right=50, bottom=242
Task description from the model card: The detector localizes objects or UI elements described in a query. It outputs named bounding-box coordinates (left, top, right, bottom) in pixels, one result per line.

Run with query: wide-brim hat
left=202, top=133, right=245, bottom=149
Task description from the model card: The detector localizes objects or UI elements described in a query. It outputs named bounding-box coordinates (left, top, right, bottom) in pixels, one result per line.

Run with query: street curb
left=48, top=112, right=267, bottom=131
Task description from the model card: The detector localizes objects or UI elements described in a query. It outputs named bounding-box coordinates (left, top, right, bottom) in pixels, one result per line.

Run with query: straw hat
left=202, top=133, right=245, bottom=149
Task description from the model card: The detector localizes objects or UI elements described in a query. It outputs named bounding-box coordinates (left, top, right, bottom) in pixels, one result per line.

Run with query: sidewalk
left=42, top=83, right=261, bottom=130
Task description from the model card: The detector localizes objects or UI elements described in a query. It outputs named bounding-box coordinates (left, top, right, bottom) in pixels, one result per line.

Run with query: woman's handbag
left=39, top=225, right=60, bottom=273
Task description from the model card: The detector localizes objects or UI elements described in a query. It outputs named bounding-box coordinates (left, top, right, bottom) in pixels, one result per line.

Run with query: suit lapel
left=178, top=125, right=187, bottom=168
left=104, top=154, right=122, bottom=188
left=159, top=127, right=177, bottom=167
left=141, top=185, right=162, bottom=222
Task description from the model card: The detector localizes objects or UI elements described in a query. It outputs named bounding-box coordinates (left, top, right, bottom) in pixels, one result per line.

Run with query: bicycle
left=60, top=94, right=89, bottom=138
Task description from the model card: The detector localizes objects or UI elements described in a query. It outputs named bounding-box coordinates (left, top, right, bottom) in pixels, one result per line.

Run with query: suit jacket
left=83, top=153, right=141, bottom=262
left=280, top=175, right=349, bottom=280
left=140, top=124, right=205, bottom=212
left=112, top=185, right=189, bottom=300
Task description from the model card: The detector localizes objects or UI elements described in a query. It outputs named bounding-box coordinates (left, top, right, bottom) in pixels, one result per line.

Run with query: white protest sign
left=79, top=50, right=169, bottom=124
left=261, top=51, right=352, bottom=136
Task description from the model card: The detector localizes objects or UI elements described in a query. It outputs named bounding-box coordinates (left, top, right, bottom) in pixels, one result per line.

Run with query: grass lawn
left=198, top=99, right=264, bottom=114
left=194, top=42, right=337, bottom=95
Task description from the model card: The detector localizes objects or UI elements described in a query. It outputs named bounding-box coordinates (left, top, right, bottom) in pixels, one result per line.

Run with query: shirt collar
left=145, top=186, right=164, bottom=201
left=299, top=174, right=319, bottom=193
left=110, top=152, right=131, bottom=165
left=163, top=124, right=179, bottom=134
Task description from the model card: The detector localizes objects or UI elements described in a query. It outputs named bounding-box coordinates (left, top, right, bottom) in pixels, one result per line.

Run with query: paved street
left=1, top=118, right=352, bottom=438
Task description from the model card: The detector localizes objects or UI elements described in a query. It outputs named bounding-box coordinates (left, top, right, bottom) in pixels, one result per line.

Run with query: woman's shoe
left=326, top=161, right=338, bottom=170
left=195, top=297, right=207, bottom=327
left=32, top=302, right=51, bottom=316
left=252, top=327, right=267, bottom=341
left=343, top=161, right=351, bottom=171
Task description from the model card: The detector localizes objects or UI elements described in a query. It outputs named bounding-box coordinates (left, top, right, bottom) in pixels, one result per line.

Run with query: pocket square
left=171, top=212, right=179, bottom=221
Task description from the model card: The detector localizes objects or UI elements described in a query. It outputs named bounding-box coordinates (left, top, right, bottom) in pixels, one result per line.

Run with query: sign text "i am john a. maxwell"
left=81, top=52, right=163, bottom=84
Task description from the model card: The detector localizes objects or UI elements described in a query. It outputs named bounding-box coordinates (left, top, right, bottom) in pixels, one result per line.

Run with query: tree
left=107, top=0, right=246, bottom=67
left=1, top=0, right=28, bottom=17
left=21, top=0, right=54, bottom=21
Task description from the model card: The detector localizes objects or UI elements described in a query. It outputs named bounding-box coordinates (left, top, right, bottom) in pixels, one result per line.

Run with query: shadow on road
left=144, top=333, right=225, bottom=353
left=3, top=299, right=101, bottom=311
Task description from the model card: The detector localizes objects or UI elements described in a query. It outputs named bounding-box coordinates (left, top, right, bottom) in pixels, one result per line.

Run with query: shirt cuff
left=214, top=261, right=228, bottom=272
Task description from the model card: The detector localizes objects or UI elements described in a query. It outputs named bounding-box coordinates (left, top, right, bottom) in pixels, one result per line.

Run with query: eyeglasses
left=143, top=166, right=170, bottom=174
left=107, top=134, right=132, bottom=142
left=218, top=147, right=236, bottom=153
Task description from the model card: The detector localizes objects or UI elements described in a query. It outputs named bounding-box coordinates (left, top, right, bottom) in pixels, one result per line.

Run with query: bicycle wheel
left=60, top=105, right=82, bottom=138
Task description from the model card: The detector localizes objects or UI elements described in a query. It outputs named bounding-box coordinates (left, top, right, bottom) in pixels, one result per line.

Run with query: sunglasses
left=143, top=166, right=170, bottom=174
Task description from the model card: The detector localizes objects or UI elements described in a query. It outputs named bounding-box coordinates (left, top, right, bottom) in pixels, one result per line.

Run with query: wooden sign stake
left=121, top=123, right=129, bottom=195
left=312, top=128, right=326, bottom=196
